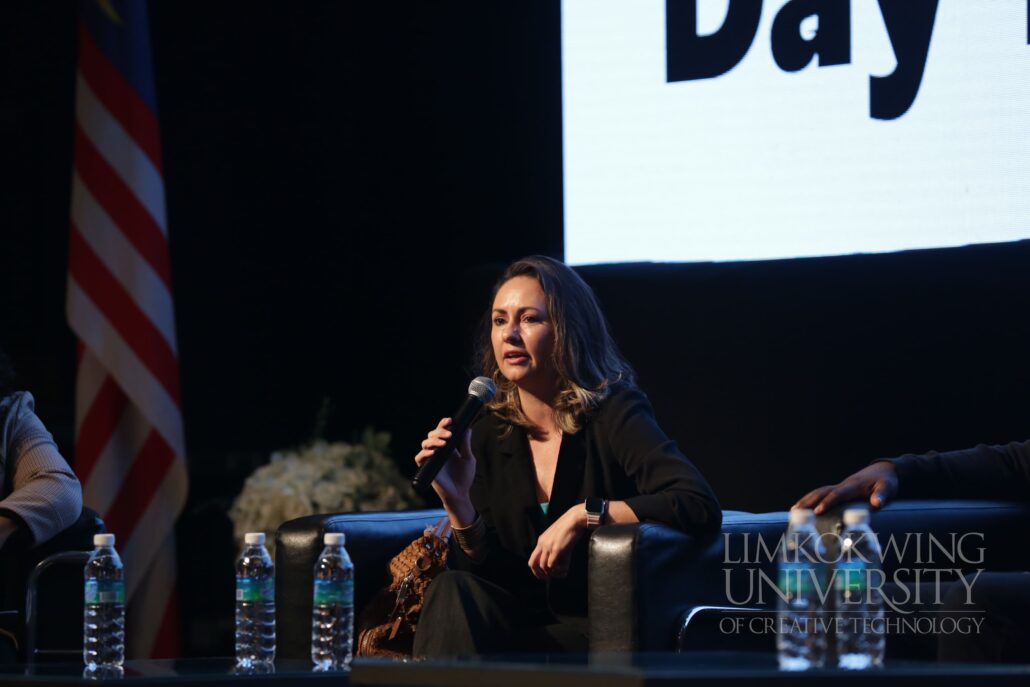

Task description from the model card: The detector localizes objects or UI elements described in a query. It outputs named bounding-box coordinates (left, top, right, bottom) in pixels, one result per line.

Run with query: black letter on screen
left=870, top=0, right=939, bottom=120
left=771, top=0, right=851, bottom=72
left=667, top=0, right=763, bottom=82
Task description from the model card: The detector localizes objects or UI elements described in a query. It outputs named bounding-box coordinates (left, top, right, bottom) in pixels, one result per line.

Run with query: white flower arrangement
left=228, top=429, right=421, bottom=550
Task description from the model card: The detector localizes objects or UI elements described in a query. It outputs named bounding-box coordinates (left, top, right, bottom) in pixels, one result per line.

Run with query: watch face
left=585, top=497, right=604, bottom=514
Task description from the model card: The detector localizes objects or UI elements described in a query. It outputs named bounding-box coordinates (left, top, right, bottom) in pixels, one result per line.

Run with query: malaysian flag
left=66, top=0, right=187, bottom=658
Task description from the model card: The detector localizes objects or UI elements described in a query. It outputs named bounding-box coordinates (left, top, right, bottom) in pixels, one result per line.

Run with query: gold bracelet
left=452, top=515, right=487, bottom=556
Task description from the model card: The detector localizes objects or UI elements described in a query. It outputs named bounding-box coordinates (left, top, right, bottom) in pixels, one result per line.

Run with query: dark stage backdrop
left=2, top=0, right=1029, bottom=657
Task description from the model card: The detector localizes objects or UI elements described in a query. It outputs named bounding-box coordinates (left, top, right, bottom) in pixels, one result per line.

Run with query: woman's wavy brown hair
left=476, top=256, right=635, bottom=435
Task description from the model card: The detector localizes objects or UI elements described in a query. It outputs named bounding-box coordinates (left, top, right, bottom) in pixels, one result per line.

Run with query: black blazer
left=449, top=385, right=721, bottom=619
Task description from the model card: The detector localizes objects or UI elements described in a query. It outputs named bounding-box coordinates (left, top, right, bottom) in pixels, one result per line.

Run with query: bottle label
left=313, top=578, right=354, bottom=607
left=236, top=577, right=275, bottom=603
left=85, top=580, right=125, bottom=605
left=778, top=562, right=822, bottom=595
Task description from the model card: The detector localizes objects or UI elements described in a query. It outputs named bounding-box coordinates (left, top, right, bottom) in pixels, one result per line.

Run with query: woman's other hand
left=793, top=461, right=900, bottom=514
left=528, top=505, right=588, bottom=580
left=414, top=418, right=476, bottom=525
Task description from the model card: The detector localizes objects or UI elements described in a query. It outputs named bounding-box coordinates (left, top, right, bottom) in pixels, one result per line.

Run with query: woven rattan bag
left=355, top=518, right=450, bottom=658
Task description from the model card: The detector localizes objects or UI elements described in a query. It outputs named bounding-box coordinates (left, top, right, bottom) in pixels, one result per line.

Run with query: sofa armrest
left=275, top=508, right=446, bottom=660
left=588, top=522, right=717, bottom=652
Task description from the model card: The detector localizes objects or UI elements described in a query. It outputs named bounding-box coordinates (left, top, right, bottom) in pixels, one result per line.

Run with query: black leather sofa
left=276, top=500, right=1030, bottom=659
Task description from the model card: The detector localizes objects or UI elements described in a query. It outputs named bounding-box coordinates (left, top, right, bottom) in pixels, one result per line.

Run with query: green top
left=539, top=502, right=549, bottom=515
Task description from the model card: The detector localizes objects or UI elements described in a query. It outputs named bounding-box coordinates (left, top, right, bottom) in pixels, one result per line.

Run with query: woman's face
left=491, top=276, right=557, bottom=392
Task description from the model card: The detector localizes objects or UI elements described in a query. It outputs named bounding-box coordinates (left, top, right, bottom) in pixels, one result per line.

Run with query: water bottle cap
left=244, top=532, right=266, bottom=545
left=788, top=508, right=815, bottom=526
left=94, top=533, right=115, bottom=547
left=323, top=532, right=345, bottom=546
left=843, top=508, right=870, bottom=525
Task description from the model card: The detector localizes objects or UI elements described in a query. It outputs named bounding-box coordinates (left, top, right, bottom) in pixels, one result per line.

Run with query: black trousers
left=938, top=571, right=1030, bottom=663
left=412, top=570, right=589, bottom=657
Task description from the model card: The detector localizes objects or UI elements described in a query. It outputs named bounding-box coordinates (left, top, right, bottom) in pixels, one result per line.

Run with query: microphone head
left=468, top=376, right=497, bottom=402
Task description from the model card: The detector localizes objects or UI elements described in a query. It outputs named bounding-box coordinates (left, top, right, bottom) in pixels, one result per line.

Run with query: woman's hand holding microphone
left=414, top=417, right=477, bottom=528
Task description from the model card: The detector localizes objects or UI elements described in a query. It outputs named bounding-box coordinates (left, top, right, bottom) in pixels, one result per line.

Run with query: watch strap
left=585, top=497, right=607, bottom=530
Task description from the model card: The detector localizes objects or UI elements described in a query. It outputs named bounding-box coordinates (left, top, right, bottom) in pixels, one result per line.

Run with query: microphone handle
left=411, top=394, right=484, bottom=494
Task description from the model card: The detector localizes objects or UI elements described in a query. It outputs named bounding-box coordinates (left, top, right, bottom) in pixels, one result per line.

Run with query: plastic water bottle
left=776, top=508, right=828, bottom=671
left=83, top=533, right=125, bottom=672
left=236, top=532, right=275, bottom=668
left=835, top=508, right=885, bottom=669
left=311, top=532, right=355, bottom=671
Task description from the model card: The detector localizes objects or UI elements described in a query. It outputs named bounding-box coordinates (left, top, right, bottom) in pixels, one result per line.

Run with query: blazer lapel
left=498, top=425, right=543, bottom=533
left=546, top=428, right=586, bottom=525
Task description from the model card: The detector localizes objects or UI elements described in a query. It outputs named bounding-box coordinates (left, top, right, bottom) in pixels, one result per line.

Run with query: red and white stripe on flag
left=66, top=0, right=187, bottom=659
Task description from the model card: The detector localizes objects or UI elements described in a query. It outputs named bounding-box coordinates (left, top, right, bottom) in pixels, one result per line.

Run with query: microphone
left=412, top=376, right=496, bottom=494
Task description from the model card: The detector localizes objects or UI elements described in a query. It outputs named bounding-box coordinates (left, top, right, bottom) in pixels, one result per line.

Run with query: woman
left=412, top=256, right=721, bottom=656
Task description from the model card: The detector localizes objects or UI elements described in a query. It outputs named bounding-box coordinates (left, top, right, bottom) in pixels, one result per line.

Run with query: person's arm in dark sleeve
left=795, top=439, right=1030, bottom=514
left=886, top=440, right=1030, bottom=501
left=611, top=388, right=722, bottom=536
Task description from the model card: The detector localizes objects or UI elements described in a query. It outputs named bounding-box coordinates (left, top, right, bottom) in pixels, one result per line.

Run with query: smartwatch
left=585, top=497, right=608, bottom=530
